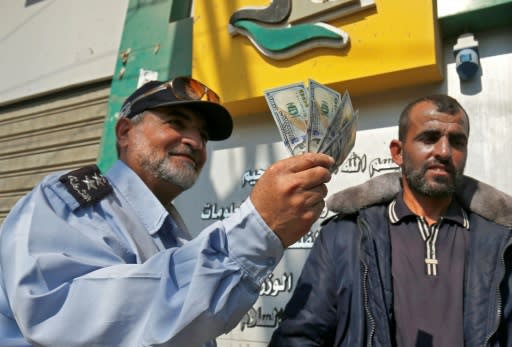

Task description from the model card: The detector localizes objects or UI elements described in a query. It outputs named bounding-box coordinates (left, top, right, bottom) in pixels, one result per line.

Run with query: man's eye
left=201, top=131, right=209, bottom=143
left=421, top=136, right=438, bottom=144
left=451, top=137, right=467, bottom=148
left=166, top=119, right=183, bottom=128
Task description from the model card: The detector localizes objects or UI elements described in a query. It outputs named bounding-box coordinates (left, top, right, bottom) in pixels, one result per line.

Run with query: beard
left=402, top=153, right=464, bottom=198
left=136, top=145, right=201, bottom=191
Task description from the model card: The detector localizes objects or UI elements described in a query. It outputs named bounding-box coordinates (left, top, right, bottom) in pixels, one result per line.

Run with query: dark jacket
left=270, top=173, right=512, bottom=347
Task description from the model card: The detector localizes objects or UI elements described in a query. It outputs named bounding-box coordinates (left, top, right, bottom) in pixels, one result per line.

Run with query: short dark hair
left=398, top=94, right=470, bottom=141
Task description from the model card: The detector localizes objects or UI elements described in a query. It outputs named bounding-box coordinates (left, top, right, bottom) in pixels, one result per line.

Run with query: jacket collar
left=327, top=172, right=512, bottom=228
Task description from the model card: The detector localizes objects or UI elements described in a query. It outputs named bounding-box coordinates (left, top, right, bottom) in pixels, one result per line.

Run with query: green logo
left=229, top=0, right=376, bottom=60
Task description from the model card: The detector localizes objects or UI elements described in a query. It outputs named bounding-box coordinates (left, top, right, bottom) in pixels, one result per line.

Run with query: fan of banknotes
left=264, top=79, right=358, bottom=172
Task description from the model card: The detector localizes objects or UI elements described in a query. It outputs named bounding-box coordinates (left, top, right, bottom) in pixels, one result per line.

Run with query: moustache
left=168, top=146, right=201, bottom=165
left=424, top=158, right=456, bottom=174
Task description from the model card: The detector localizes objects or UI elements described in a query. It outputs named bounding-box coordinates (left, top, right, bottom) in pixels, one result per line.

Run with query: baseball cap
left=119, top=77, right=233, bottom=141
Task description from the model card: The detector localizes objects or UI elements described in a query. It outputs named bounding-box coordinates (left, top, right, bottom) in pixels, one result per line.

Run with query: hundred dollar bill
left=264, top=82, right=309, bottom=155
left=317, top=90, right=354, bottom=154
left=322, top=111, right=359, bottom=172
left=307, top=79, right=341, bottom=152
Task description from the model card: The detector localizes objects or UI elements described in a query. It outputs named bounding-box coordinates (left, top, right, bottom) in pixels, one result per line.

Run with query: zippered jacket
left=269, top=173, right=512, bottom=347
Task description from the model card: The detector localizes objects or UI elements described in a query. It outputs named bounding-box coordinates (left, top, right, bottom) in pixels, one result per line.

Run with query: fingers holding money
left=259, top=80, right=358, bottom=245
left=250, top=153, right=334, bottom=247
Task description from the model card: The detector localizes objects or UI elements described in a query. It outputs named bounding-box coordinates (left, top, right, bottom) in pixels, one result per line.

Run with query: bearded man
left=270, top=94, right=512, bottom=347
left=0, top=77, right=333, bottom=347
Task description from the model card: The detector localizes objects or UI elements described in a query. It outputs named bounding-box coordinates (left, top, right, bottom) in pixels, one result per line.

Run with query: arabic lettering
left=200, top=202, right=240, bottom=220
left=369, top=157, right=400, bottom=177
left=240, top=306, right=285, bottom=331
left=259, top=272, right=294, bottom=297
left=242, top=169, right=265, bottom=188
left=340, top=152, right=367, bottom=174
left=199, top=156, right=397, bottom=221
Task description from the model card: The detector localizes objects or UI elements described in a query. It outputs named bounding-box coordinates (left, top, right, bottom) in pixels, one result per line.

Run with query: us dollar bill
left=264, top=80, right=358, bottom=170
left=308, top=79, right=341, bottom=152
left=317, top=90, right=354, bottom=154
left=322, top=111, right=359, bottom=172
left=264, top=83, right=309, bottom=155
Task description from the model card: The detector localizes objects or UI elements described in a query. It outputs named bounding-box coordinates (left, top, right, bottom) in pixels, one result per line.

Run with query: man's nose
left=434, top=137, right=451, bottom=158
left=181, top=129, right=205, bottom=150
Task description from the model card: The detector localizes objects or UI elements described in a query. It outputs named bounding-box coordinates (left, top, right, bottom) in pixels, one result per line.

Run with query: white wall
left=444, top=28, right=512, bottom=194
left=0, top=0, right=128, bottom=105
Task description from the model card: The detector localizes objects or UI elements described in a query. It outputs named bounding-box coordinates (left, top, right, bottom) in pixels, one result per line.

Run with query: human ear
left=389, top=139, right=403, bottom=166
left=115, top=118, right=133, bottom=153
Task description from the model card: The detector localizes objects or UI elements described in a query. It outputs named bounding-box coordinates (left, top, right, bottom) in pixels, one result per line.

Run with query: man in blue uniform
left=0, top=77, right=334, bottom=347
left=270, top=94, right=512, bottom=346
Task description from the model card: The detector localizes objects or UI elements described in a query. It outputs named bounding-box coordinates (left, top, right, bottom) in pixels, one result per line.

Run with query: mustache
left=168, top=145, right=201, bottom=165
left=424, top=158, right=456, bottom=173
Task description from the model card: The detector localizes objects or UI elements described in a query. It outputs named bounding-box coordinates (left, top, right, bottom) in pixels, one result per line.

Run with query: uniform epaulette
left=59, top=165, right=113, bottom=207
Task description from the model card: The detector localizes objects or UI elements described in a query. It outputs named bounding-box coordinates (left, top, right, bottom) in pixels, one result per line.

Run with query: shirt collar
left=388, top=191, right=469, bottom=229
left=105, top=160, right=169, bottom=236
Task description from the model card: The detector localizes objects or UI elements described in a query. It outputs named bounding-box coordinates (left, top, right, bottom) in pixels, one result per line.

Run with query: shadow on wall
left=25, top=0, right=46, bottom=6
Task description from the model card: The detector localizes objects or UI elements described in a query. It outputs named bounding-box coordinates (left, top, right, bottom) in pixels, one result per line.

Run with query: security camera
left=453, top=33, right=480, bottom=80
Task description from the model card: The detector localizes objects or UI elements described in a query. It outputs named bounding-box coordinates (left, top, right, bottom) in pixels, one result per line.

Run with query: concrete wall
left=0, top=0, right=127, bottom=105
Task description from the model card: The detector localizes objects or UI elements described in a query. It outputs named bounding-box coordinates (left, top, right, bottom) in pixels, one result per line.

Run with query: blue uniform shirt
left=0, top=160, right=283, bottom=347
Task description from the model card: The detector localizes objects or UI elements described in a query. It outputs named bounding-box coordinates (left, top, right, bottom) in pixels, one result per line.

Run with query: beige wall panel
left=0, top=100, right=106, bottom=140
left=0, top=82, right=111, bottom=223
left=0, top=172, right=51, bottom=193
left=1, top=143, right=100, bottom=175
left=2, top=123, right=103, bottom=161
